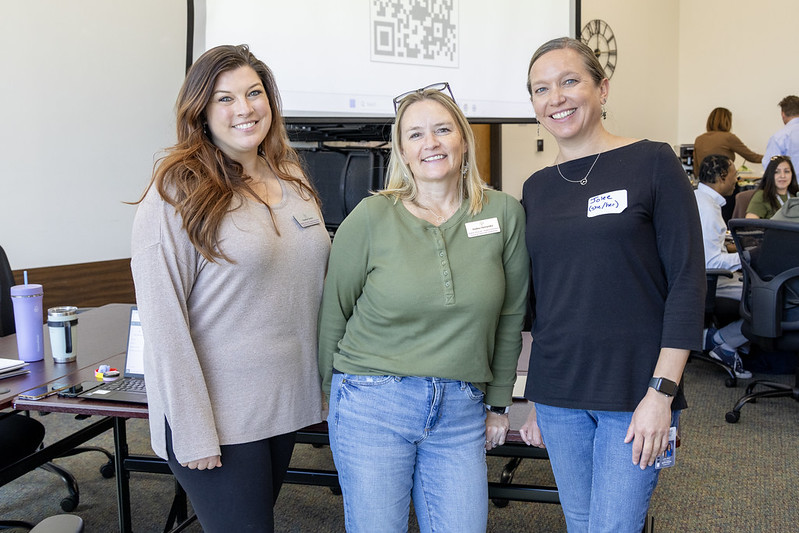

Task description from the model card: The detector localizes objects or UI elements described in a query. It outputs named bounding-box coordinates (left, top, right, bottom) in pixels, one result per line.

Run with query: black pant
left=165, top=421, right=296, bottom=532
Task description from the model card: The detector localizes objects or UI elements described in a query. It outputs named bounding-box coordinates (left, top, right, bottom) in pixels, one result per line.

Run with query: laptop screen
left=124, top=307, right=145, bottom=377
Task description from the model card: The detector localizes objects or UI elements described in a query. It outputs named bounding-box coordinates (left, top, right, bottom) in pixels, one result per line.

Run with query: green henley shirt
left=318, top=189, right=529, bottom=407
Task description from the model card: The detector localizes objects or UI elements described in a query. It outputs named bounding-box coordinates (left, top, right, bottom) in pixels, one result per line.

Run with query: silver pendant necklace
left=414, top=201, right=456, bottom=224
left=556, top=152, right=601, bottom=185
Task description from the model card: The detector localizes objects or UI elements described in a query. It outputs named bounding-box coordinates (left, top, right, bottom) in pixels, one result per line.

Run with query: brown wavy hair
left=135, top=44, right=319, bottom=262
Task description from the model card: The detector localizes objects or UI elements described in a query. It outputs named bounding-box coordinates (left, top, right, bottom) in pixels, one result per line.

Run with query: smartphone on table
left=18, top=382, right=72, bottom=400
left=57, top=381, right=104, bottom=398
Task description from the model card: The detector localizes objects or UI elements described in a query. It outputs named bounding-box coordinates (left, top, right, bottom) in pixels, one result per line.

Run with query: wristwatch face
left=650, top=377, right=678, bottom=397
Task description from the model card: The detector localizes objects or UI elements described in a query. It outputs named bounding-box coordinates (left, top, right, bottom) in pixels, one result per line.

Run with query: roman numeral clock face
left=581, top=19, right=617, bottom=79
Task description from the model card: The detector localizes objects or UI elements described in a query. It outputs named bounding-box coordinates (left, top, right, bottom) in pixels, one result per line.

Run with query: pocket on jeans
left=340, top=374, right=395, bottom=387
left=463, top=382, right=485, bottom=402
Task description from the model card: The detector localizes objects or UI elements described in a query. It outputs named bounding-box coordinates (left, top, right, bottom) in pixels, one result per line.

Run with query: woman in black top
left=518, top=37, right=705, bottom=533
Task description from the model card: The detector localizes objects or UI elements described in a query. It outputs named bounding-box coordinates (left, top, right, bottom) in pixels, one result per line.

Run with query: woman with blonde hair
left=318, top=82, right=529, bottom=532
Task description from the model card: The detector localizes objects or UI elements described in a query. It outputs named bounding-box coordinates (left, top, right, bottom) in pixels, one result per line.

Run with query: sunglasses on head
left=392, top=82, right=455, bottom=114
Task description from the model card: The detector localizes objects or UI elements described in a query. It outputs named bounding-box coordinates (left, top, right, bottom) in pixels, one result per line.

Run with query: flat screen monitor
left=197, top=0, right=577, bottom=123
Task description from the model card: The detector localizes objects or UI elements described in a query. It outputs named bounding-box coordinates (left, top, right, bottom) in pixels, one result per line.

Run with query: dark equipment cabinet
left=290, top=120, right=392, bottom=233
left=299, top=147, right=389, bottom=232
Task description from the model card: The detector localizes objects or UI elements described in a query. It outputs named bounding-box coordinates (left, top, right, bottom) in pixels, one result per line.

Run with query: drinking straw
left=23, top=270, right=28, bottom=285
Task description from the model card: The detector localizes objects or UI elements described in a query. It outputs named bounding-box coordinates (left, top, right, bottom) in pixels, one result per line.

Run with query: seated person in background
left=762, top=95, right=799, bottom=168
left=746, top=155, right=798, bottom=219
left=694, top=107, right=763, bottom=171
left=694, top=154, right=752, bottom=379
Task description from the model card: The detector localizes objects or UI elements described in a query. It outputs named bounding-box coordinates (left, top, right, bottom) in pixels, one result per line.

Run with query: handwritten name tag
left=587, top=190, right=627, bottom=218
left=465, top=217, right=501, bottom=237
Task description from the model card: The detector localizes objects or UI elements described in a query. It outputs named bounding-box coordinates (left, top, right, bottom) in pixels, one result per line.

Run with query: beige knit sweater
left=131, top=178, right=330, bottom=463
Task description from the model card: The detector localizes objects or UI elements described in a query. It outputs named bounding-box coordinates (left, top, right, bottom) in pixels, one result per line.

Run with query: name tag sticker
left=465, top=217, right=501, bottom=237
left=293, top=213, right=321, bottom=228
left=587, top=189, right=628, bottom=218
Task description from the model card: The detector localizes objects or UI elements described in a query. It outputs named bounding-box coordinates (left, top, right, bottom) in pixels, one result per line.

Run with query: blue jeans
left=328, top=373, right=488, bottom=533
left=535, top=404, right=680, bottom=533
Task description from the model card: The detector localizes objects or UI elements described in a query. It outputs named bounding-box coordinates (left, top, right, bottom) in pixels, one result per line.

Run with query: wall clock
left=580, top=19, right=617, bottom=79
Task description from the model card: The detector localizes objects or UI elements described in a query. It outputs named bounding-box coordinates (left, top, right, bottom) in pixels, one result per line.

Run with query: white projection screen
left=199, top=0, right=576, bottom=122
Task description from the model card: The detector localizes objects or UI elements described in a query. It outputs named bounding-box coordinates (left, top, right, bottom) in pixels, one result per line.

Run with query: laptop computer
left=79, top=306, right=147, bottom=404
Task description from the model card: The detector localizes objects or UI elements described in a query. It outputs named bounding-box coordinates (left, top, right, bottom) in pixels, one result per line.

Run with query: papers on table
left=0, top=358, right=30, bottom=380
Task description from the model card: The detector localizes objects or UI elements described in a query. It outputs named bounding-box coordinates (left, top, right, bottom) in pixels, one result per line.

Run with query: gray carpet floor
left=2, top=358, right=797, bottom=532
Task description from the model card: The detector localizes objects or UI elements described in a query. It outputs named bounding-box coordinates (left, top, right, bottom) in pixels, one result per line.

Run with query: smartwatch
left=485, top=404, right=510, bottom=415
left=649, top=377, right=678, bottom=397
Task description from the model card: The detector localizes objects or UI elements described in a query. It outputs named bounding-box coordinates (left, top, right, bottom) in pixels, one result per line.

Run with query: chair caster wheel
left=724, top=377, right=737, bottom=388
left=100, top=461, right=115, bottom=478
left=725, top=410, right=740, bottom=423
left=491, top=498, right=510, bottom=508
left=60, top=496, right=78, bottom=512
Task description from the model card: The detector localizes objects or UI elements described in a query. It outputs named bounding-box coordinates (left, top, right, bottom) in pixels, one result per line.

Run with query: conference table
left=0, top=305, right=132, bottom=522
left=9, top=304, right=558, bottom=532
left=0, top=303, right=131, bottom=409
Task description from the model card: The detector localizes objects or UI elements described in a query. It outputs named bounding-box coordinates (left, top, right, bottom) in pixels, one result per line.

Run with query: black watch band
left=649, top=377, right=678, bottom=397
left=485, top=404, right=510, bottom=415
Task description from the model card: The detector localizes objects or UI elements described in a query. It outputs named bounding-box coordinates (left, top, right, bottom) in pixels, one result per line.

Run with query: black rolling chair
left=689, top=269, right=739, bottom=387
left=0, top=245, right=15, bottom=338
left=724, top=219, right=799, bottom=423
left=0, top=245, right=114, bottom=516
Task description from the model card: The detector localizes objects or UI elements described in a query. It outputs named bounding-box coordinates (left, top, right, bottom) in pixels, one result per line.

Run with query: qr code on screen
left=370, top=0, right=459, bottom=67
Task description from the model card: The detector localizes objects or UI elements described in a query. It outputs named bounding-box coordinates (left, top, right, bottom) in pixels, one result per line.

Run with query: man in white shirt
left=694, top=154, right=752, bottom=378
left=762, top=95, right=799, bottom=168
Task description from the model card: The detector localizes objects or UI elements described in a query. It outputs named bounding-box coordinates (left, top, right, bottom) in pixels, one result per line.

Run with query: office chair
left=299, top=147, right=388, bottom=233
left=724, top=219, right=799, bottom=423
left=0, top=245, right=16, bottom=337
left=0, top=245, right=114, bottom=514
left=688, top=269, right=738, bottom=387
left=730, top=188, right=757, bottom=220
left=0, top=514, right=83, bottom=532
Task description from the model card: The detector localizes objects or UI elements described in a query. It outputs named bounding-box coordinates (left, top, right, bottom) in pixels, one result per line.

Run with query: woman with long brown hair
left=746, top=155, right=798, bottom=219
left=131, top=44, right=330, bottom=531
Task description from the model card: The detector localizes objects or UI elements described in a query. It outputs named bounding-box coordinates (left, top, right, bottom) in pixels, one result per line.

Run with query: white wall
left=501, top=0, right=799, bottom=198
left=500, top=0, right=682, bottom=199
left=6, top=1, right=796, bottom=266
left=0, top=0, right=186, bottom=269
left=677, top=0, right=799, bottom=173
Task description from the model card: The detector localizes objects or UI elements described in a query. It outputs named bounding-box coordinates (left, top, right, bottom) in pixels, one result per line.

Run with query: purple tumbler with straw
left=10, top=271, right=44, bottom=362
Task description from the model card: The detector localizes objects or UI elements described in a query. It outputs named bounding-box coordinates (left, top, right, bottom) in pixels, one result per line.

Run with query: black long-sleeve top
left=521, top=140, right=705, bottom=411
